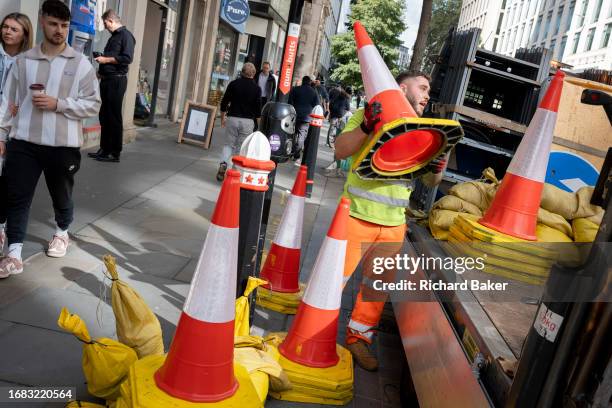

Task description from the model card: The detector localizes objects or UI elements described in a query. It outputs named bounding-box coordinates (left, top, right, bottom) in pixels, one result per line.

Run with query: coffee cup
left=30, top=83, right=45, bottom=96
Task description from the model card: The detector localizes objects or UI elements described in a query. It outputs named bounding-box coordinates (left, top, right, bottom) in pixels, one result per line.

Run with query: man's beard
left=47, top=34, right=65, bottom=45
left=406, top=94, right=422, bottom=116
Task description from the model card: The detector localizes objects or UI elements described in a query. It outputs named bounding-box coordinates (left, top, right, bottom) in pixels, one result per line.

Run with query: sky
left=338, top=0, right=423, bottom=50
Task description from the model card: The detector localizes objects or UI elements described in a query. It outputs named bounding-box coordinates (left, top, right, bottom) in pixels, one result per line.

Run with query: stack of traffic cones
left=117, top=170, right=262, bottom=407
left=257, top=166, right=308, bottom=314
left=446, top=71, right=567, bottom=285
left=269, top=198, right=354, bottom=405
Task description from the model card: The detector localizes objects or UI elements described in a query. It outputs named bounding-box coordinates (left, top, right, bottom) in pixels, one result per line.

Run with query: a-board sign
left=178, top=101, right=217, bottom=149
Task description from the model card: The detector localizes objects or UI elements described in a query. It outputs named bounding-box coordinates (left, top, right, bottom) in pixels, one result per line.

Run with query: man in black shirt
left=288, top=76, right=320, bottom=162
left=89, top=9, right=135, bottom=163
left=217, top=62, right=262, bottom=181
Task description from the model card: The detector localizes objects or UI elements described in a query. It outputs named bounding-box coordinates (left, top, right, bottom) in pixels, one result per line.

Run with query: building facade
left=457, top=0, right=505, bottom=49
left=397, top=44, right=411, bottom=70
left=317, top=0, right=342, bottom=81
left=293, top=0, right=330, bottom=82
left=459, top=0, right=612, bottom=70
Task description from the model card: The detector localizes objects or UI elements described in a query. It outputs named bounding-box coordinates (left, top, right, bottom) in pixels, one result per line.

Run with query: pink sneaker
left=47, top=234, right=69, bottom=258
left=0, top=256, right=24, bottom=278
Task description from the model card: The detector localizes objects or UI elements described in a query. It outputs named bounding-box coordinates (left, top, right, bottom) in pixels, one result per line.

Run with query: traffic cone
left=351, top=21, right=463, bottom=180
left=154, top=169, right=241, bottom=402
left=259, top=165, right=308, bottom=293
left=479, top=71, right=565, bottom=241
left=279, top=197, right=350, bottom=368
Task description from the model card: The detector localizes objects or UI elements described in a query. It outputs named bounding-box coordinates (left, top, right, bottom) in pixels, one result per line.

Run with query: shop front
left=207, top=21, right=240, bottom=107
left=205, top=0, right=249, bottom=107
left=133, top=0, right=181, bottom=125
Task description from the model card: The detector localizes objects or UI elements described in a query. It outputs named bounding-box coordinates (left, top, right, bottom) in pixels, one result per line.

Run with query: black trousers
left=99, top=76, right=127, bottom=156
left=4, top=140, right=81, bottom=245
left=0, top=173, right=6, bottom=224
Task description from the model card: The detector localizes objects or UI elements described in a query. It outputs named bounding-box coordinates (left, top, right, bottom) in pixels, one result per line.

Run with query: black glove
left=360, top=101, right=382, bottom=134
left=427, top=153, right=448, bottom=174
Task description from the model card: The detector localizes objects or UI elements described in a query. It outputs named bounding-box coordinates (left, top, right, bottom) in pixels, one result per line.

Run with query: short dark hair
left=41, top=0, right=71, bottom=21
left=102, top=9, right=121, bottom=22
left=302, top=76, right=311, bottom=85
left=395, top=70, right=431, bottom=84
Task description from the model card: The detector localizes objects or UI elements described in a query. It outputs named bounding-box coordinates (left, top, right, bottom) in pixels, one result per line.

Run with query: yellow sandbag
left=104, top=255, right=164, bottom=359
left=540, top=183, right=577, bottom=218
left=572, top=218, right=599, bottom=242
left=585, top=210, right=604, bottom=225
left=540, top=185, right=603, bottom=220
left=447, top=169, right=499, bottom=210
left=536, top=224, right=573, bottom=243
left=234, top=346, right=291, bottom=394
left=432, top=195, right=483, bottom=216
left=537, top=208, right=574, bottom=238
left=235, top=276, right=268, bottom=337
left=65, top=402, right=107, bottom=407
left=58, top=308, right=137, bottom=400
left=574, top=187, right=603, bottom=219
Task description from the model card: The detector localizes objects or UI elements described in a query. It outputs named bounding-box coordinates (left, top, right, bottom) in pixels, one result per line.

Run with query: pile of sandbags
left=429, top=169, right=603, bottom=243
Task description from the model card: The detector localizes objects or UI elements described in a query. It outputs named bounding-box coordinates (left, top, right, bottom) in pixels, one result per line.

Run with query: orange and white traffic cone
left=279, top=197, right=350, bottom=368
left=351, top=21, right=462, bottom=180
left=479, top=71, right=565, bottom=240
left=116, top=170, right=261, bottom=408
left=268, top=198, right=354, bottom=405
left=154, top=169, right=241, bottom=401
left=259, top=165, right=307, bottom=293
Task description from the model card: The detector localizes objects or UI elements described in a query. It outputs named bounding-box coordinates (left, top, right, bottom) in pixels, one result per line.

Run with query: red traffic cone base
left=154, top=314, right=237, bottom=402
left=372, top=128, right=444, bottom=172
left=260, top=166, right=307, bottom=293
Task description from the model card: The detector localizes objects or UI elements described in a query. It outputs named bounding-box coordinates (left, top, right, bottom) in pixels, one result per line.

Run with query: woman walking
left=0, top=12, right=33, bottom=254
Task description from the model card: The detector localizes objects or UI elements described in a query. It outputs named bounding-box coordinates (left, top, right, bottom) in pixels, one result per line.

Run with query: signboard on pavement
left=545, top=151, right=599, bottom=192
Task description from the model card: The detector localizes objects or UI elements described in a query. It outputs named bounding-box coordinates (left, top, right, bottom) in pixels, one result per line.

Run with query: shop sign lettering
left=220, top=0, right=249, bottom=33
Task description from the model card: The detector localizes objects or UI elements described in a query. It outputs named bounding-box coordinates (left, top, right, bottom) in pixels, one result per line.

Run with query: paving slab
left=0, top=324, right=90, bottom=400
left=0, top=287, right=116, bottom=339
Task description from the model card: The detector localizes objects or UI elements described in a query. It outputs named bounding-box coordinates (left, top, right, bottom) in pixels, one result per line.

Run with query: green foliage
left=330, top=0, right=406, bottom=90
left=421, top=0, right=461, bottom=73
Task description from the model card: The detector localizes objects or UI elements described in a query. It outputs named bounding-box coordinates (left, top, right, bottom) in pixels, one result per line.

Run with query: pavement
left=0, top=120, right=405, bottom=407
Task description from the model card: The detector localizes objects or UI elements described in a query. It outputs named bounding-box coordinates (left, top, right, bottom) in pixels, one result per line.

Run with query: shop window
left=208, top=23, right=238, bottom=107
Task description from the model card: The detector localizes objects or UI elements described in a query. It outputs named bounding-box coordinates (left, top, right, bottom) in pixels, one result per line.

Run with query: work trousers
left=220, top=116, right=255, bottom=165
left=343, top=216, right=406, bottom=344
left=99, top=76, right=127, bottom=156
left=4, top=139, right=81, bottom=245
left=0, top=173, right=6, bottom=224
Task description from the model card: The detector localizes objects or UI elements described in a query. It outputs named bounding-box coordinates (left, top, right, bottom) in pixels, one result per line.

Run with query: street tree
left=330, top=0, right=406, bottom=90
left=421, top=0, right=461, bottom=72
left=409, top=0, right=432, bottom=71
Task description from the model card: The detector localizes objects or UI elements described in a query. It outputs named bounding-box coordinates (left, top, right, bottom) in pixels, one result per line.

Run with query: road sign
left=545, top=151, right=600, bottom=192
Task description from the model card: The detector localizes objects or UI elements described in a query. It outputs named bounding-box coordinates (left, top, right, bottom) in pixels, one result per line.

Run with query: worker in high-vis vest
left=335, top=71, right=447, bottom=371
